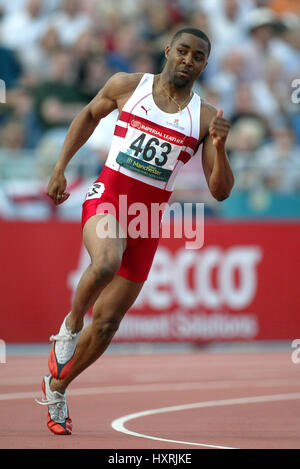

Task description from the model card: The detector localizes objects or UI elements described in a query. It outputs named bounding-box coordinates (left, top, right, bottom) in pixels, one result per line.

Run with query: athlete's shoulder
left=104, top=72, right=145, bottom=99
left=201, top=99, right=218, bottom=120
left=200, top=100, right=218, bottom=127
left=199, top=99, right=218, bottom=142
left=88, top=73, right=145, bottom=121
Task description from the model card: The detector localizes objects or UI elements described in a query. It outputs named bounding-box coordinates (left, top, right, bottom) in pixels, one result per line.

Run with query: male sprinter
left=37, top=28, right=234, bottom=435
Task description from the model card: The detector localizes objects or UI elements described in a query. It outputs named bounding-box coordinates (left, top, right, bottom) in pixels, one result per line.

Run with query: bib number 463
left=130, top=133, right=171, bottom=167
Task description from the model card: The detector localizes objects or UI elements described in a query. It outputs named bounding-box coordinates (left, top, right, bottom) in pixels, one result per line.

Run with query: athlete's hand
left=47, top=166, right=70, bottom=206
left=209, top=109, right=230, bottom=150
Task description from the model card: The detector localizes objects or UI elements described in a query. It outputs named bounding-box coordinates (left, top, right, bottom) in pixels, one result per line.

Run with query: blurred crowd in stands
left=0, top=0, right=299, bottom=219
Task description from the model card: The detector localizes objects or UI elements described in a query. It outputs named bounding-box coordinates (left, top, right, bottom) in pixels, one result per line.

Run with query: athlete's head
left=164, top=28, right=211, bottom=87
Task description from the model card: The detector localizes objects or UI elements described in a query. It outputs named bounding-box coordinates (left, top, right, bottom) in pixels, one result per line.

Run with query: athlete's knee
left=90, top=258, right=120, bottom=285
left=93, top=317, right=120, bottom=344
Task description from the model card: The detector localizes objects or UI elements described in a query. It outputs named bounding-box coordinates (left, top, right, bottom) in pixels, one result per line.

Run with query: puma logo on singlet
left=141, top=105, right=151, bottom=116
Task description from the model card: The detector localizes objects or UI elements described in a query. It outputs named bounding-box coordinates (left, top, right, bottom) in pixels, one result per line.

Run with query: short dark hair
left=170, top=27, right=211, bottom=57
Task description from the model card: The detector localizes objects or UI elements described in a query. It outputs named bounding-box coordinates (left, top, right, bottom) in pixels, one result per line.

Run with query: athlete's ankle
left=50, top=376, right=66, bottom=394
left=65, top=312, right=83, bottom=334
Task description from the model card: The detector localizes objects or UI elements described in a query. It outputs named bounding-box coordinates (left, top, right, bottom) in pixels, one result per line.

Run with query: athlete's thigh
left=82, top=213, right=126, bottom=265
left=92, top=274, right=144, bottom=323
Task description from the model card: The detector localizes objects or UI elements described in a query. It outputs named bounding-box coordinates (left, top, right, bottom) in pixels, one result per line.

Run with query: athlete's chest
left=123, top=94, right=193, bottom=136
left=110, top=74, right=200, bottom=186
left=114, top=96, right=198, bottom=183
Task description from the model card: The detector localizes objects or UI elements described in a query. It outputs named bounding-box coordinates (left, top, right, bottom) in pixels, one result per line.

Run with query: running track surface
left=0, top=348, right=299, bottom=449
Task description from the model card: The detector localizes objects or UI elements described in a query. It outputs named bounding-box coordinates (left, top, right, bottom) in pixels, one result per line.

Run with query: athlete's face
left=165, top=33, right=209, bottom=87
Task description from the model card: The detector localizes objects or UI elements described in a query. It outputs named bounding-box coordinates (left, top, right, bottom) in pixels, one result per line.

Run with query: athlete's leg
left=50, top=275, right=143, bottom=393
left=66, top=213, right=127, bottom=333
left=40, top=215, right=130, bottom=434
left=48, top=213, right=126, bottom=380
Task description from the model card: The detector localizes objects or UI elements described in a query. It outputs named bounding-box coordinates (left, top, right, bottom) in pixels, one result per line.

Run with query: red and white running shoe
left=36, top=375, right=72, bottom=435
left=48, top=313, right=82, bottom=380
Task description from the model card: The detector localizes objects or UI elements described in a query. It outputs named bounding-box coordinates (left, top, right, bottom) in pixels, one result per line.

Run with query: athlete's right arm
left=47, top=72, right=136, bottom=205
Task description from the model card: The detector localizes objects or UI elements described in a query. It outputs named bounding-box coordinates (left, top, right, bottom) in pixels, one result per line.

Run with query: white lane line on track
left=1, top=373, right=298, bottom=387
left=1, top=380, right=300, bottom=401
left=111, top=392, right=300, bottom=450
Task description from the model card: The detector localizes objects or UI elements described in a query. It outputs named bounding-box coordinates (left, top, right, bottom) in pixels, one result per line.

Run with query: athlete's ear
left=165, top=45, right=171, bottom=59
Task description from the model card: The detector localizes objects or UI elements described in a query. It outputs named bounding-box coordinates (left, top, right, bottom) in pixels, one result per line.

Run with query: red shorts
left=81, top=166, right=171, bottom=283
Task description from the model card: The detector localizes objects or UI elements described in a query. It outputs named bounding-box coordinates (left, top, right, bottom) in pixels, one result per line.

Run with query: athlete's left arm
left=201, top=105, right=234, bottom=201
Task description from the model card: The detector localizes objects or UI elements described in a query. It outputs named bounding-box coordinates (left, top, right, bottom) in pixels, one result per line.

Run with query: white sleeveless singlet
left=104, top=73, right=201, bottom=193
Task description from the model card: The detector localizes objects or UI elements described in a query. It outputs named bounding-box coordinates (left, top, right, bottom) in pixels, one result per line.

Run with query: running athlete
left=37, top=27, right=234, bottom=435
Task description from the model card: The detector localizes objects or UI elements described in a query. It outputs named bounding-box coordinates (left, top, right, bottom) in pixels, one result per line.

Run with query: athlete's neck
left=154, top=73, right=193, bottom=101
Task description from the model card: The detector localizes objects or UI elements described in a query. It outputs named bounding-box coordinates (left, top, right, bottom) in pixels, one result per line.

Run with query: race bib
left=85, top=182, right=105, bottom=201
left=118, top=127, right=182, bottom=182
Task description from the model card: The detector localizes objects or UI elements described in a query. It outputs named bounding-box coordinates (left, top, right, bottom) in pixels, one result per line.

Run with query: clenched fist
left=209, top=109, right=230, bottom=149
left=47, top=166, right=70, bottom=206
